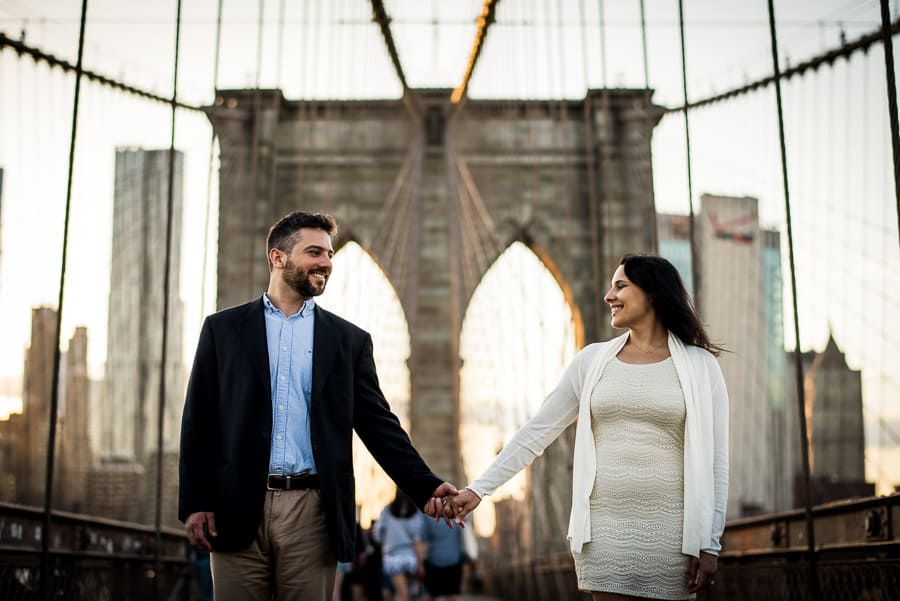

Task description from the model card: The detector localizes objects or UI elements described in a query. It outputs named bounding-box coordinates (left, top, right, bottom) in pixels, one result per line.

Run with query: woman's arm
left=465, top=346, right=597, bottom=500
left=705, top=356, right=730, bottom=554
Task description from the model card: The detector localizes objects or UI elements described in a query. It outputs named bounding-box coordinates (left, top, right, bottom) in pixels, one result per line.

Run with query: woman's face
left=604, top=264, right=656, bottom=329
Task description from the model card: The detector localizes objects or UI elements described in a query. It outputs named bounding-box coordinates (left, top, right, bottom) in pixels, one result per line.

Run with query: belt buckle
left=266, top=474, right=280, bottom=491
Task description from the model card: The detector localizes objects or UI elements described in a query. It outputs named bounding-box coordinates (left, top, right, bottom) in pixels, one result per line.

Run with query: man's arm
left=178, top=318, right=220, bottom=526
left=351, top=333, right=453, bottom=509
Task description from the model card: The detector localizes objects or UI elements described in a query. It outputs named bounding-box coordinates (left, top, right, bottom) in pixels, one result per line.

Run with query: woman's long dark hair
left=619, top=254, right=725, bottom=356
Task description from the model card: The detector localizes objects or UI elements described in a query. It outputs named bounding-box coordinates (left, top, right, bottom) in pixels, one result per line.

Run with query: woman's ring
left=710, top=579, right=716, bottom=585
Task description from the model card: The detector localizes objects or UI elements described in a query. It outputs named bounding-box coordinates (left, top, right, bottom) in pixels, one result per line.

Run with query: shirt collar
left=262, top=293, right=316, bottom=318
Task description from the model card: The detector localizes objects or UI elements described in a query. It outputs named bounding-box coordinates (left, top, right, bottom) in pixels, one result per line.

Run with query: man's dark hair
left=266, top=211, right=337, bottom=269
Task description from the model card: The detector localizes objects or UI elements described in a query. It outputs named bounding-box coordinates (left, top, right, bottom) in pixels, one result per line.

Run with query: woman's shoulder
left=681, top=343, right=725, bottom=377
left=579, top=333, right=628, bottom=356
left=568, top=333, right=629, bottom=377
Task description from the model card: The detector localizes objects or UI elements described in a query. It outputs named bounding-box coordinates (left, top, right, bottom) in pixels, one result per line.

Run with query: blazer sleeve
left=352, top=333, right=443, bottom=509
left=178, top=317, right=220, bottom=522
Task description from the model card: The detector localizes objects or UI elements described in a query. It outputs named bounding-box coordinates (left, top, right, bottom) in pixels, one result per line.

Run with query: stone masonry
left=207, top=88, right=663, bottom=493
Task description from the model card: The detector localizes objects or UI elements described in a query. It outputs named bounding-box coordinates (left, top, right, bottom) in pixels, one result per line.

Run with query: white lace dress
left=574, top=356, right=694, bottom=600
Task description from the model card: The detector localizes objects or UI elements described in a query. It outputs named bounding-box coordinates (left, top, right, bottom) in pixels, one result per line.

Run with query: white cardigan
left=468, top=332, right=729, bottom=557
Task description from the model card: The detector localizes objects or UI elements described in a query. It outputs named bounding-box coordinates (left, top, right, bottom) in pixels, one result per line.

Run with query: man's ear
left=269, top=248, right=285, bottom=269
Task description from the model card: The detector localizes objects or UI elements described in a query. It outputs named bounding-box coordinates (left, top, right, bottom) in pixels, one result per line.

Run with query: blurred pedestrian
left=418, top=513, right=465, bottom=601
left=374, top=491, right=424, bottom=601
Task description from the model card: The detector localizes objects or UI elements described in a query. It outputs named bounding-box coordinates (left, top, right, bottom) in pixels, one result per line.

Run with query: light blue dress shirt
left=263, top=293, right=317, bottom=475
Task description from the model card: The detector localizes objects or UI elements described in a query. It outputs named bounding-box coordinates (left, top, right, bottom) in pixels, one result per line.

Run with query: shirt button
left=279, top=405, right=285, bottom=411
left=282, top=346, right=288, bottom=351
left=276, top=435, right=282, bottom=440
left=279, top=375, right=286, bottom=381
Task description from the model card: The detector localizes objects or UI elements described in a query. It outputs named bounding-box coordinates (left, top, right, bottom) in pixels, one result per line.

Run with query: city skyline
left=0, top=0, right=896, bottom=498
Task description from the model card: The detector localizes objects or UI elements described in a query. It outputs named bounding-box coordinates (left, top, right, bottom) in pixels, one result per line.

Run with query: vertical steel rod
left=639, top=0, right=650, bottom=88
left=766, top=0, right=819, bottom=598
left=199, top=0, right=224, bottom=323
left=879, top=0, right=900, bottom=245
left=154, top=1, right=183, bottom=599
left=39, top=1, right=88, bottom=598
left=677, top=0, right=700, bottom=312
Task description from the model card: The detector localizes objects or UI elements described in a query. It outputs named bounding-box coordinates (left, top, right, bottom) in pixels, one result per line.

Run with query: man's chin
left=300, top=284, right=326, bottom=297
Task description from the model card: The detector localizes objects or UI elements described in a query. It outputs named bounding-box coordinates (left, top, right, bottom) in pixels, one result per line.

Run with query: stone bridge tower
left=207, top=88, right=663, bottom=493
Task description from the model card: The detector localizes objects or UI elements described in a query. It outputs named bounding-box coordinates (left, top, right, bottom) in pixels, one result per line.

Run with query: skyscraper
left=658, top=194, right=788, bottom=517
left=102, top=148, right=185, bottom=465
left=56, top=326, right=93, bottom=512
left=15, top=307, right=56, bottom=506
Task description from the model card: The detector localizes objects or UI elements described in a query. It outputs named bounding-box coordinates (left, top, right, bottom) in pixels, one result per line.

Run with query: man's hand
left=687, top=551, right=718, bottom=592
left=423, top=482, right=459, bottom=527
left=451, top=488, right=481, bottom=525
left=185, top=511, right=217, bottom=552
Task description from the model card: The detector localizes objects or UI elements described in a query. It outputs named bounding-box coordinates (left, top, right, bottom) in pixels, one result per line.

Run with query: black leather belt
left=266, top=473, right=320, bottom=491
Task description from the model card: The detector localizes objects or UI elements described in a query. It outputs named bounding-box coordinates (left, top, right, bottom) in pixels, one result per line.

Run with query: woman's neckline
left=614, top=354, right=673, bottom=366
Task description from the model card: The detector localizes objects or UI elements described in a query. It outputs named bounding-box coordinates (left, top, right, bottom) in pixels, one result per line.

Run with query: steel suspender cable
left=451, top=0, right=500, bottom=104
left=639, top=0, right=649, bottom=89
left=766, top=1, right=819, bottom=599
left=677, top=0, right=700, bottom=314
left=664, top=19, right=900, bottom=114
left=879, top=0, right=900, bottom=246
left=256, top=0, right=265, bottom=88
left=277, top=0, right=286, bottom=86
left=39, top=1, right=87, bottom=598
left=0, top=32, right=202, bottom=110
left=200, top=0, right=223, bottom=323
left=155, top=2, right=183, bottom=600
left=598, top=0, right=608, bottom=88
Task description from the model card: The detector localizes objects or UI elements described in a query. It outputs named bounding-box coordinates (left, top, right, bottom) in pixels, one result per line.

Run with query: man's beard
left=282, top=259, right=328, bottom=297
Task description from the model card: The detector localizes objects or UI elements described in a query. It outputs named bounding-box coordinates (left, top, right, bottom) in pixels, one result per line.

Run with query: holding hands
left=422, top=485, right=483, bottom=528
left=423, top=482, right=460, bottom=526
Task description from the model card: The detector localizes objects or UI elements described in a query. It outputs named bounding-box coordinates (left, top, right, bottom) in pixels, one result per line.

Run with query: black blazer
left=178, top=297, right=443, bottom=560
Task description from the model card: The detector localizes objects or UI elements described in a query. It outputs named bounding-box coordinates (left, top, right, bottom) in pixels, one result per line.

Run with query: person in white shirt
left=448, top=254, right=729, bottom=601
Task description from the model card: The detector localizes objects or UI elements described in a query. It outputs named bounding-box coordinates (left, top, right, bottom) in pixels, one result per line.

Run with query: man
left=179, top=211, right=457, bottom=601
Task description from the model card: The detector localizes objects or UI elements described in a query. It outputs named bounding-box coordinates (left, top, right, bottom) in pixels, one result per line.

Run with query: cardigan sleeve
left=467, top=345, right=597, bottom=499
left=702, top=355, right=730, bottom=555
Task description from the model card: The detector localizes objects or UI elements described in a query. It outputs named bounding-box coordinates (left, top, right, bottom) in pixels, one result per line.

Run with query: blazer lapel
left=312, top=305, right=338, bottom=402
left=237, top=297, right=271, bottom=394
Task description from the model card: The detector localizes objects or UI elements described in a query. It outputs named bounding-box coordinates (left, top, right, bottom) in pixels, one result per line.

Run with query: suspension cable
left=598, top=0, right=608, bottom=88
left=0, top=31, right=201, bottom=110
left=199, top=0, right=223, bottom=323
left=766, top=1, right=819, bottom=598
left=154, top=3, right=183, bottom=599
left=879, top=0, right=900, bottom=246
left=639, top=0, right=649, bottom=88
left=370, top=0, right=409, bottom=91
left=276, top=0, right=285, bottom=86
left=677, top=0, right=701, bottom=314
left=665, top=18, right=900, bottom=113
left=451, top=0, right=500, bottom=104
left=39, top=1, right=87, bottom=598
left=256, top=0, right=264, bottom=88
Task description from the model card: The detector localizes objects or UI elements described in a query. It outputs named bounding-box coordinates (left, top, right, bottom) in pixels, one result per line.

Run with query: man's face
left=280, top=228, right=334, bottom=298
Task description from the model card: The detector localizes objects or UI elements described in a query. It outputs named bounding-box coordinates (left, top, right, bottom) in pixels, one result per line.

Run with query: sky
left=0, top=0, right=897, bottom=494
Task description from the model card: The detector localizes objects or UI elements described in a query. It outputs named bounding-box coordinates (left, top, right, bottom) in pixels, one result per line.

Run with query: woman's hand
left=687, top=551, right=718, bottom=592
left=451, top=488, right=482, bottom=525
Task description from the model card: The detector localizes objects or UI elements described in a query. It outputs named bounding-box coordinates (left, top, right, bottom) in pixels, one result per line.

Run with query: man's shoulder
left=206, top=297, right=262, bottom=325
left=314, top=305, right=368, bottom=338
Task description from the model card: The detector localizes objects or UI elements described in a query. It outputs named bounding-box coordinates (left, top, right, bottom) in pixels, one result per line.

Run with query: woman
left=451, top=255, right=729, bottom=600
left=374, top=490, right=424, bottom=601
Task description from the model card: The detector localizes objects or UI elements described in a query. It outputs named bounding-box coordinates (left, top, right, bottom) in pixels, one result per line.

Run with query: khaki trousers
left=210, top=489, right=336, bottom=601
